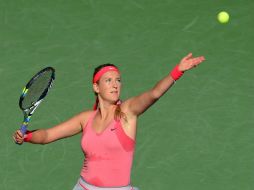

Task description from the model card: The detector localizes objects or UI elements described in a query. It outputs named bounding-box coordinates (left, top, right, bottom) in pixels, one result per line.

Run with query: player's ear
left=93, top=83, right=99, bottom=93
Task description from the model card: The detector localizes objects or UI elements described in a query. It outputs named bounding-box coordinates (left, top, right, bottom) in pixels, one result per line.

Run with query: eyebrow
left=103, top=75, right=121, bottom=79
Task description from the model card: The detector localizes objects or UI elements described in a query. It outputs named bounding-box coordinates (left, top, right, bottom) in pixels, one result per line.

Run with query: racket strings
left=21, top=71, right=53, bottom=110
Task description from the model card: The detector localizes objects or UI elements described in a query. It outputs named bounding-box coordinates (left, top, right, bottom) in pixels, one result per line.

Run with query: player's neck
left=98, top=103, right=116, bottom=120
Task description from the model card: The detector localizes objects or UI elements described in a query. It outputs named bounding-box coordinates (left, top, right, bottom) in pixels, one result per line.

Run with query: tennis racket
left=19, top=67, right=55, bottom=136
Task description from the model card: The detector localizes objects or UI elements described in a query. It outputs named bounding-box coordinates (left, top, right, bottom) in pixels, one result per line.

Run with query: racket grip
left=20, top=125, right=27, bottom=135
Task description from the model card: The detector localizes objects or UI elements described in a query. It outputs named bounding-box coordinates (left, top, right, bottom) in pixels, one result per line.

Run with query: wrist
left=170, top=65, right=184, bottom=81
left=24, top=131, right=33, bottom=142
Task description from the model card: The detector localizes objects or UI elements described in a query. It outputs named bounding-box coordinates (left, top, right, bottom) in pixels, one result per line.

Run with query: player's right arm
left=13, top=111, right=93, bottom=145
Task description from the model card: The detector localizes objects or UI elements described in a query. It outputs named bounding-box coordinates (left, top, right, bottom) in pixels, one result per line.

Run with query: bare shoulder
left=120, top=100, right=138, bottom=123
left=77, top=110, right=95, bottom=129
left=120, top=98, right=136, bottom=117
left=120, top=98, right=131, bottom=112
left=120, top=99, right=130, bottom=114
left=76, top=110, right=94, bottom=118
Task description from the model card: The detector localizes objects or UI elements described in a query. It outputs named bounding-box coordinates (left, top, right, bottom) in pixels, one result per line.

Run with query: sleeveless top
left=80, top=110, right=135, bottom=187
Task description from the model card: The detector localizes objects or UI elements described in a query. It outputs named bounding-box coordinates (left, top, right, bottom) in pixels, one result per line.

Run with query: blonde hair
left=114, top=100, right=127, bottom=122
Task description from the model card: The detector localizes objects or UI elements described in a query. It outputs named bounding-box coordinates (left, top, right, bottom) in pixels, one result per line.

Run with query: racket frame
left=19, top=67, right=55, bottom=135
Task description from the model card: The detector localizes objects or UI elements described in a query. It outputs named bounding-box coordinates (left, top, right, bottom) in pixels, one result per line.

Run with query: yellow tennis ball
left=217, top=11, right=230, bottom=24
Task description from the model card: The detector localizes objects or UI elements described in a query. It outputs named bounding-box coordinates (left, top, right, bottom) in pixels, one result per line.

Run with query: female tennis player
left=13, top=53, right=205, bottom=190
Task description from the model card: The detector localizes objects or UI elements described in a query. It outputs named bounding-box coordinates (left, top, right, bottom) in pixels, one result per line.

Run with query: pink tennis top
left=80, top=110, right=135, bottom=187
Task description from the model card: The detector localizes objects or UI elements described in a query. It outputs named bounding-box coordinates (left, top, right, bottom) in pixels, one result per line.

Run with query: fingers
left=17, top=130, right=23, bottom=138
left=192, top=56, right=205, bottom=66
left=179, top=54, right=205, bottom=72
left=13, top=130, right=24, bottom=144
left=180, top=53, right=192, bottom=63
left=13, top=136, right=22, bottom=144
left=186, top=52, right=193, bottom=59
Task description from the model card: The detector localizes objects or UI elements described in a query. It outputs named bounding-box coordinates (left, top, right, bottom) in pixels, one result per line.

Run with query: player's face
left=94, top=71, right=121, bottom=103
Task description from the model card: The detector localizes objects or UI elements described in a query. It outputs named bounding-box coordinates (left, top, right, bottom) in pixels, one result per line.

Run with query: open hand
left=178, top=53, right=205, bottom=72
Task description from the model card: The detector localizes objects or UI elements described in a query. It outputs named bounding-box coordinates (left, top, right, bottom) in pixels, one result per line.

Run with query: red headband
left=93, top=66, right=119, bottom=83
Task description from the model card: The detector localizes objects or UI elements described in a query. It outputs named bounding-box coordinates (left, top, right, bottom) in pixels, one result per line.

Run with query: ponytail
left=93, top=96, right=99, bottom=110
left=114, top=100, right=127, bottom=122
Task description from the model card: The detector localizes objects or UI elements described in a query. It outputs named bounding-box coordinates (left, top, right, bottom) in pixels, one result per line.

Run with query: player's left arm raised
left=122, top=53, right=205, bottom=116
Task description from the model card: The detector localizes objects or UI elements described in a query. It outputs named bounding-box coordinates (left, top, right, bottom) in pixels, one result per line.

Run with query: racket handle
left=20, top=125, right=27, bottom=135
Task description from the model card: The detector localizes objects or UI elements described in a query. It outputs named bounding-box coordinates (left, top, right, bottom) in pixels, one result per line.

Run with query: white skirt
left=72, top=177, right=139, bottom=190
